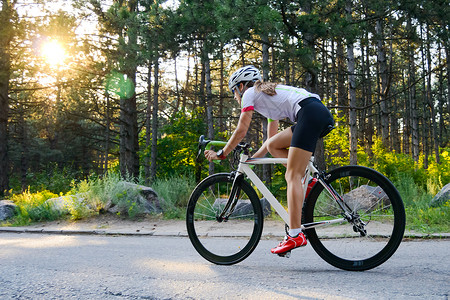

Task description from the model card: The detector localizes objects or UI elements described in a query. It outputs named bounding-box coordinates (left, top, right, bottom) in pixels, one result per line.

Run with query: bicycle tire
left=303, top=166, right=405, bottom=271
left=186, top=173, right=264, bottom=265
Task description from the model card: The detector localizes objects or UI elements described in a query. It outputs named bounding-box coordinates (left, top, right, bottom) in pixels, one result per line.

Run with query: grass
left=2, top=172, right=448, bottom=235
left=394, top=174, right=450, bottom=234
left=3, top=172, right=196, bottom=226
left=151, top=175, right=196, bottom=219
left=8, top=189, right=63, bottom=225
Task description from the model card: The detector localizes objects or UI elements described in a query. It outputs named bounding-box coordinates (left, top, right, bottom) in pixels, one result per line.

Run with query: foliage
left=266, top=165, right=287, bottom=205
left=9, top=164, right=80, bottom=195
left=406, top=203, right=450, bottom=234
left=324, top=116, right=350, bottom=167
left=357, top=140, right=449, bottom=194
left=422, top=150, right=450, bottom=195
left=9, top=189, right=62, bottom=225
left=141, top=110, right=205, bottom=179
left=63, top=194, right=94, bottom=221
left=151, top=174, right=196, bottom=219
left=394, top=173, right=450, bottom=233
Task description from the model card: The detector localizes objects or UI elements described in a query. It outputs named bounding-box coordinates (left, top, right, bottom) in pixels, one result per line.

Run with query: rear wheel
left=303, top=166, right=405, bottom=271
left=186, top=173, right=263, bottom=265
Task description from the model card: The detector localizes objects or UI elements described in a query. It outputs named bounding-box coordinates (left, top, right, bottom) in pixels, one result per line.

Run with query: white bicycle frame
left=235, top=152, right=347, bottom=229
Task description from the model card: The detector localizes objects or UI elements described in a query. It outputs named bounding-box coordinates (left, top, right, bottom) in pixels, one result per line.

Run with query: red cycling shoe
left=271, top=232, right=307, bottom=254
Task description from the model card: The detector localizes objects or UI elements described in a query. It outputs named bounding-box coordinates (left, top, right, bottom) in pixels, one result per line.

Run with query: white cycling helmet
left=228, top=65, right=261, bottom=94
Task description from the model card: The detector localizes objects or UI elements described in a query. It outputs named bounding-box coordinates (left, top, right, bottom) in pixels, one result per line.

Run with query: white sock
left=288, top=228, right=302, bottom=237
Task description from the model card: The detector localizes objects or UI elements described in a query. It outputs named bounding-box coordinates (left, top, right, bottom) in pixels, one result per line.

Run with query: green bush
left=151, top=175, right=196, bottom=219
left=9, top=190, right=62, bottom=225
left=9, top=164, right=80, bottom=195
left=406, top=203, right=450, bottom=233
left=394, top=173, right=449, bottom=233
left=63, top=194, right=95, bottom=220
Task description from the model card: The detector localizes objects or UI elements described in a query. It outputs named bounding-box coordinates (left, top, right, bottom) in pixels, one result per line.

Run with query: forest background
left=0, top=0, right=448, bottom=231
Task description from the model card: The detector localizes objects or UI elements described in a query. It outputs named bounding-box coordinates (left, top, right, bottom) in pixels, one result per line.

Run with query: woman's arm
left=251, top=119, right=279, bottom=158
left=267, top=119, right=279, bottom=138
left=204, top=110, right=253, bottom=161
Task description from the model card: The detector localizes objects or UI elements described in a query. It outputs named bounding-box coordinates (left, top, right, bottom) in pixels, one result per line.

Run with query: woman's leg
left=265, top=128, right=292, bottom=158
left=270, top=146, right=311, bottom=254
left=285, top=147, right=312, bottom=229
left=265, top=128, right=312, bottom=228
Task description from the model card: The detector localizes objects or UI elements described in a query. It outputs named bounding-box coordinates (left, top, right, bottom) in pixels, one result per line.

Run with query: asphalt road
left=0, top=233, right=448, bottom=299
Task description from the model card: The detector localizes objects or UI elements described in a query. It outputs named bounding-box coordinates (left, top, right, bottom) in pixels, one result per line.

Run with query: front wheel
left=303, top=166, right=405, bottom=271
left=186, top=173, right=263, bottom=265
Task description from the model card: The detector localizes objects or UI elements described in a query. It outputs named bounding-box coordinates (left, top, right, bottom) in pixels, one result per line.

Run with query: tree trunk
left=150, top=54, right=159, bottom=182
left=391, top=88, right=400, bottom=152
left=420, top=26, right=429, bottom=169
left=437, top=44, right=445, bottom=148
left=346, top=0, right=357, bottom=165
left=219, top=45, right=225, bottom=132
left=204, top=53, right=214, bottom=176
left=376, top=18, right=390, bottom=148
left=18, top=104, right=28, bottom=191
left=119, top=0, right=139, bottom=179
left=446, top=43, right=450, bottom=118
left=426, top=26, right=439, bottom=163
left=261, top=34, right=272, bottom=185
left=334, top=38, right=346, bottom=165
left=104, top=92, right=110, bottom=174
left=330, top=39, right=337, bottom=108
left=337, top=39, right=346, bottom=122
left=0, top=0, right=14, bottom=196
left=119, top=84, right=139, bottom=179
left=402, top=73, right=410, bottom=155
left=361, top=31, right=373, bottom=158
left=301, top=1, right=317, bottom=93
left=407, top=18, right=419, bottom=162
left=174, top=56, right=181, bottom=110
left=145, top=62, right=152, bottom=185
left=182, top=46, right=191, bottom=112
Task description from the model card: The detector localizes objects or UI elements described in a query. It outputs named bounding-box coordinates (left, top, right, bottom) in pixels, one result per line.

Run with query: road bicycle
left=186, top=135, right=405, bottom=271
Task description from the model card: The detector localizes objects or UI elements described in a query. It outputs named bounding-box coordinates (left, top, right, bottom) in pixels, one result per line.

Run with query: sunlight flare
left=41, top=40, right=66, bottom=67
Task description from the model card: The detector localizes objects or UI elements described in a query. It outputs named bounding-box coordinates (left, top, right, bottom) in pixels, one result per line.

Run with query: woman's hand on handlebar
left=204, top=150, right=219, bottom=162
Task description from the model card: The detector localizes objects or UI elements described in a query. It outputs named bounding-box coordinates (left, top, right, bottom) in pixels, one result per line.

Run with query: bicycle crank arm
left=301, top=218, right=346, bottom=230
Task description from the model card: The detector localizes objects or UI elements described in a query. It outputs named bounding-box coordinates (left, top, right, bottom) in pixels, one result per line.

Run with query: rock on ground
left=46, top=182, right=162, bottom=216
left=0, top=200, right=18, bottom=221
left=430, top=183, right=450, bottom=207
left=343, top=184, right=389, bottom=212
left=213, top=198, right=271, bottom=217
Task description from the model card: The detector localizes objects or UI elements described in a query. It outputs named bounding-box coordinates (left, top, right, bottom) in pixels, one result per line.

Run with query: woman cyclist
left=204, top=65, right=334, bottom=255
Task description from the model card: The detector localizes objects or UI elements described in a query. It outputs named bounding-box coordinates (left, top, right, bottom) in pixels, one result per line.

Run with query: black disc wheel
left=303, top=166, right=405, bottom=271
left=186, top=173, right=264, bottom=265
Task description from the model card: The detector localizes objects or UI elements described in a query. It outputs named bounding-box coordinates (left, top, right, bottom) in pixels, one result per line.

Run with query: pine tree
left=0, top=0, right=17, bottom=196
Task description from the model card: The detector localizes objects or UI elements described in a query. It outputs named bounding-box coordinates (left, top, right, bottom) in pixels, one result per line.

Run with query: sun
left=41, top=40, right=66, bottom=67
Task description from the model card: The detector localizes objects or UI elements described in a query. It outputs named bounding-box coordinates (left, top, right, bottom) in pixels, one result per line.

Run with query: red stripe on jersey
left=242, top=106, right=254, bottom=112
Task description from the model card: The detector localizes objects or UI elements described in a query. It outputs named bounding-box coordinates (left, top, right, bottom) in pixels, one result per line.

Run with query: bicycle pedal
left=277, top=251, right=291, bottom=258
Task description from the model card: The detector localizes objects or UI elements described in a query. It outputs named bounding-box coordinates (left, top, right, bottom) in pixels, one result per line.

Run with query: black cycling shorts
left=290, top=97, right=334, bottom=153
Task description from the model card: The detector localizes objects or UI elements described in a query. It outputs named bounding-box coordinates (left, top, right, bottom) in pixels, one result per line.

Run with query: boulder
left=46, top=194, right=88, bottom=213
left=0, top=200, right=18, bottom=221
left=213, top=198, right=271, bottom=218
left=430, top=183, right=450, bottom=208
left=47, top=182, right=162, bottom=216
left=343, top=185, right=389, bottom=212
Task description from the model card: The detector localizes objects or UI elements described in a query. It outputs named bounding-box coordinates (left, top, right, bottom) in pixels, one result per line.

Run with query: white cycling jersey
left=241, top=85, right=320, bottom=122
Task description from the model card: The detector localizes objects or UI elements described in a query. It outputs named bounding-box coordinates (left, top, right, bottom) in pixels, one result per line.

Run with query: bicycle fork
left=216, top=172, right=244, bottom=222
